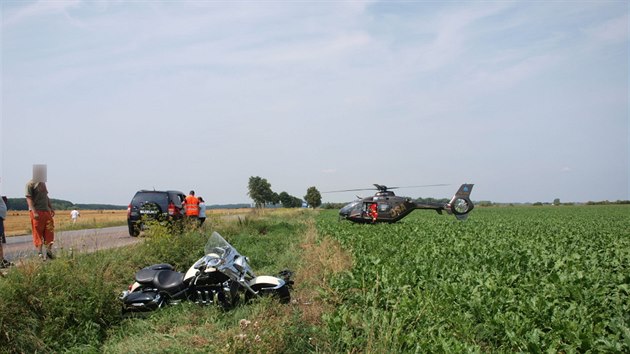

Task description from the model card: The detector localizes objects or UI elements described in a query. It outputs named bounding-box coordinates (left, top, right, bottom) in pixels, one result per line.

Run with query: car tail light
left=168, top=202, right=176, bottom=216
left=127, top=204, right=131, bottom=217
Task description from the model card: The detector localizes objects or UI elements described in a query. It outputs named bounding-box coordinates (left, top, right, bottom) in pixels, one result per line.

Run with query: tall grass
left=0, top=209, right=317, bottom=353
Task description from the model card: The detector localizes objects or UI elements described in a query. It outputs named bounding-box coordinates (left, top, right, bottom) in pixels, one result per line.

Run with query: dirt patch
left=293, top=219, right=353, bottom=325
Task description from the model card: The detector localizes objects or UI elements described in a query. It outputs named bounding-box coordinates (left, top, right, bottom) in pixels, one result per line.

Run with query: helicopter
left=327, top=184, right=474, bottom=224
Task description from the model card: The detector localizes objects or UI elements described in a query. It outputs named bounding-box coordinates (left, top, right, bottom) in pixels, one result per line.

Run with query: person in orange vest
left=368, top=202, right=378, bottom=222
left=183, top=190, right=200, bottom=219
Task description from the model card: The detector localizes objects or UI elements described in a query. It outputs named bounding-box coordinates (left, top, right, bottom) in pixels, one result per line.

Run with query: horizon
left=3, top=193, right=628, bottom=208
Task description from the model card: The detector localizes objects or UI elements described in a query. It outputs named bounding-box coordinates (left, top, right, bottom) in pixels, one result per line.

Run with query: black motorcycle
left=120, top=231, right=292, bottom=312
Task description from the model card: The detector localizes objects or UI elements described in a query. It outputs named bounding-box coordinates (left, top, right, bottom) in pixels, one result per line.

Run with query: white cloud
left=583, top=13, right=628, bottom=45
left=2, top=0, right=81, bottom=27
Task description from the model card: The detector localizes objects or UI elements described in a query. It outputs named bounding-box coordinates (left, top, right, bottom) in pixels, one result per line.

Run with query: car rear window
left=169, top=192, right=185, bottom=205
left=132, top=192, right=168, bottom=206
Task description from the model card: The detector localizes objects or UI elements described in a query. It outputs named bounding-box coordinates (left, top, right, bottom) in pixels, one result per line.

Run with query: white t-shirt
left=0, top=198, right=6, bottom=219
left=71, top=209, right=80, bottom=219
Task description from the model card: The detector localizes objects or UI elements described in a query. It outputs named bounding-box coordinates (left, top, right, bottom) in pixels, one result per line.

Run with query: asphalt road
left=2, top=226, right=142, bottom=263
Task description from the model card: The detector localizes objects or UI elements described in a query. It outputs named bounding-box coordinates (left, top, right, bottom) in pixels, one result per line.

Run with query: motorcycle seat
left=153, top=270, right=185, bottom=294
left=135, top=268, right=160, bottom=284
left=135, top=264, right=175, bottom=284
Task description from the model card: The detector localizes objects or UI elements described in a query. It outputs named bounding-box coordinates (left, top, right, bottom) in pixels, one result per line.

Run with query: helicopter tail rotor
left=445, top=184, right=475, bottom=219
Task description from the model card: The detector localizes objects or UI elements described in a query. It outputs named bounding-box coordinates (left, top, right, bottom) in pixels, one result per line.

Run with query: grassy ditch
left=0, top=208, right=347, bottom=353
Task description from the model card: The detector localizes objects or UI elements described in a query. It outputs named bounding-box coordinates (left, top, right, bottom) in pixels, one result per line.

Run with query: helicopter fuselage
left=339, top=196, right=440, bottom=223
left=338, top=184, right=474, bottom=224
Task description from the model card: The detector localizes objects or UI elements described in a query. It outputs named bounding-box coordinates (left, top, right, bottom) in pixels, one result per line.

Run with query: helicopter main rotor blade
left=323, top=188, right=378, bottom=193
left=387, top=184, right=451, bottom=190
left=323, top=183, right=450, bottom=193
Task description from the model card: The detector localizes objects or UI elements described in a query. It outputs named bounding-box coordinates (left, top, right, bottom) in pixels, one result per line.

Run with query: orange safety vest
left=369, top=203, right=378, bottom=220
left=184, top=195, right=199, bottom=216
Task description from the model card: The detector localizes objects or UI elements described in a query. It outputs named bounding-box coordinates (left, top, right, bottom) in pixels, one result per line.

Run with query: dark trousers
left=0, top=217, right=5, bottom=243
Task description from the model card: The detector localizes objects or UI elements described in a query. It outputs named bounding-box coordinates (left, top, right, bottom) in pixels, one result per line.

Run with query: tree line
left=5, top=198, right=126, bottom=211
left=247, top=176, right=322, bottom=208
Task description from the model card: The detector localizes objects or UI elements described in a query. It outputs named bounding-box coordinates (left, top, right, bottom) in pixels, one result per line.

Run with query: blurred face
left=33, top=164, right=47, bottom=183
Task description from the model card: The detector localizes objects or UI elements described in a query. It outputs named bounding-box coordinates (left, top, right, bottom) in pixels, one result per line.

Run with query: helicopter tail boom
left=411, top=184, right=474, bottom=220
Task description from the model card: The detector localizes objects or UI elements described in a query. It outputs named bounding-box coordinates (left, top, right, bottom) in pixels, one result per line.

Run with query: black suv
left=127, top=190, right=186, bottom=236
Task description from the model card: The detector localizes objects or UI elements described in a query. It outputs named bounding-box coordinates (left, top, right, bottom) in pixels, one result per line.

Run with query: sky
left=0, top=0, right=628, bottom=205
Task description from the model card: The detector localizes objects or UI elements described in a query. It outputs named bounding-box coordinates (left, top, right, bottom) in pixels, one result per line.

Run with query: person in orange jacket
left=368, top=202, right=378, bottom=222
left=183, top=190, right=200, bottom=219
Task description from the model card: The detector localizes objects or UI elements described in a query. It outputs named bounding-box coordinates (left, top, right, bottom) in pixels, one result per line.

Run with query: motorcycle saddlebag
left=123, top=291, right=161, bottom=312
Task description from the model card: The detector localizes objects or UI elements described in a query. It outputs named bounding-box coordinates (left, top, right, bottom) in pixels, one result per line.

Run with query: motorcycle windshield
left=204, top=231, right=233, bottom=258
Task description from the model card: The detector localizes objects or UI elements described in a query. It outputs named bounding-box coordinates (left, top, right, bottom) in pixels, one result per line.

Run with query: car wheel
left=128, top=223, right=140, bottom=237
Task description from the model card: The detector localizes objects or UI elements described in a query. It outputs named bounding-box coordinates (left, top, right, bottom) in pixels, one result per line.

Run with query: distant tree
left=279, top=192, right=303, bottom=208
left=292, top=196, right=304, bottom=208
left=6, top=198, right=80, bottom=211
left=553, top=198, right=561, bottom=206
left=6, top=198, right=28, bottom=210
left=415, top=197, right=450, bottom=205
left=247, top=176, right=274, bottom=208
left=279, top=192, right=293, bottom=208
left=304, top=186, right=322, bottom=208
left=270, top=192, right=280, bottom=206
left=52, top=199, right=75, bottom=210
left=322, top=202, right=346, bottom=209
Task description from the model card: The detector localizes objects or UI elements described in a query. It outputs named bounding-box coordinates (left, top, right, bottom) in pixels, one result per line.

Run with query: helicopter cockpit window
left=340, top=201, right=362, bottom=215
left=378, top=204, right=391, bottom=212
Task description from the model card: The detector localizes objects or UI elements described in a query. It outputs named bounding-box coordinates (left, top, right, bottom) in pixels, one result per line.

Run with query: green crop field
left=316, top=205, right=630, bottom=352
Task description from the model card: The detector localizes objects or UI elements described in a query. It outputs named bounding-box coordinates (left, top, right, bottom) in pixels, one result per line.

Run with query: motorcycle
left=120, top=231, right=292, bottom=313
